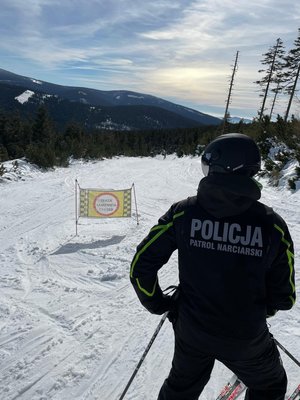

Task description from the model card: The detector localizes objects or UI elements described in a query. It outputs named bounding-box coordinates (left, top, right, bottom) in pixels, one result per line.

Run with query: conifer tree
left=26, top=106, right=57, bottom=168
left=256, top=38, right=286, bottom=120
left=283, top=28, right=300, bottom=122
left=31, top=106, right=55, bottom=144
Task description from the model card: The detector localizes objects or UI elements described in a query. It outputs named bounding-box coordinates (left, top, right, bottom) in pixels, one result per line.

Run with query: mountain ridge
left=0, top=68, right=221, bottom=130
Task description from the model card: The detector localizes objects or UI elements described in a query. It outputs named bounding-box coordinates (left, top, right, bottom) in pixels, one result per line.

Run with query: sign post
left=75, top=181, right=139, bottom=234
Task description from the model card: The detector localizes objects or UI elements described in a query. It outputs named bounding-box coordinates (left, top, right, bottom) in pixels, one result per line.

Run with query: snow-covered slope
left=0, top=156, right=299, bottom=400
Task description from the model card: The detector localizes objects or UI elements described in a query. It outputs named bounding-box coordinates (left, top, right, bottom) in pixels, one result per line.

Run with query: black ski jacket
left=130, top=174, right=295, bottom=347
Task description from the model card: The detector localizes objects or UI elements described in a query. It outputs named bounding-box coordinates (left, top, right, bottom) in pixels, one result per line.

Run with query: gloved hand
left=266, top=306, right=277, bottom=318
left=148, top=294, right=174, bottom=315
left=166, top=287, right=180, bottom=324
left=167, top=309, right=178, bottom=324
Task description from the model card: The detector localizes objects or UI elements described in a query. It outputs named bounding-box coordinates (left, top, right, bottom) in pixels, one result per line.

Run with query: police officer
left=130, top=133, right=296, bottom=400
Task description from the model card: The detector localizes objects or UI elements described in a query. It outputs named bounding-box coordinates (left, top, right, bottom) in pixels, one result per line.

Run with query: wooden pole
left=75, top=179, right=78, bottom=236
left=132, top=183, right=139, bottom=225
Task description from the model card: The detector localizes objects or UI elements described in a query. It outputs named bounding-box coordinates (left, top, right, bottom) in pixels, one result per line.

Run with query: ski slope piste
left=0, top=155, right=299, bottom=399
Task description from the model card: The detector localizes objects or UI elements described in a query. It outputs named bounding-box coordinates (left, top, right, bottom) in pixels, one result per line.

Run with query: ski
left=216, top=377, right=300, bottom=400
left=226, top=381, right=246, bottom=400
left=287, top=384, right=300, bottom=400
left=216, top=375, right=246, bottom=400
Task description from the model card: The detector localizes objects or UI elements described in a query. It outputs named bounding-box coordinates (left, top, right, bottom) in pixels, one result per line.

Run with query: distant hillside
left=229, top=116, right=253, bottom=124
left=0, top=68, right=221, bottom=131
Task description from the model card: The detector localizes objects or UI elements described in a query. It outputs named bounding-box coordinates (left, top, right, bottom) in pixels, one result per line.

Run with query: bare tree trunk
left=222, top=51, right=239, bottom=134
left=269, top=82, right=280, bottom=119
left=284, top=62, right=300, bottom=122
left=259, top=38, right=281, bottom=121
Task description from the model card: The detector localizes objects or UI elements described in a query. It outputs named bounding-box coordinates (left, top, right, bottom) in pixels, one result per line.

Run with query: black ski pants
left=157, top=332, right=287, bottom=400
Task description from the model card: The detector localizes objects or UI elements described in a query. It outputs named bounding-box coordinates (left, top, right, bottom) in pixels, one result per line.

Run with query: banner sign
left=79, top=188, right=132, bottom=218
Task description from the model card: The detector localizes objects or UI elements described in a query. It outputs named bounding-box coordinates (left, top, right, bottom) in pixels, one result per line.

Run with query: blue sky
left=1, top=0, right=300, bottom=119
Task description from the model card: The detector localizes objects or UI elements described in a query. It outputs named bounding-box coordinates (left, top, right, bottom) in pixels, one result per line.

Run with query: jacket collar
left=197, top=174, right=261, bottom=218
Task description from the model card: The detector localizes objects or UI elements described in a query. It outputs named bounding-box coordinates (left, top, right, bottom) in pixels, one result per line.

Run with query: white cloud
left=1, top=0, right=300, bottom=118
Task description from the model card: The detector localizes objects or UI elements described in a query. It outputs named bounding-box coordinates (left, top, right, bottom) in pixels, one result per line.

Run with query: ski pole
left=274, top=338, right=300, bottom=368
left=119, top=311, right=169, bottom=400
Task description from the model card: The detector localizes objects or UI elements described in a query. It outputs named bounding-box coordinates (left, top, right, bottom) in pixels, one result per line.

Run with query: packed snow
left=0, top=155, right=299, bottom=400
left=14, top=90, right=35, bottom=104
left=31, top=80, right=42, bottom=85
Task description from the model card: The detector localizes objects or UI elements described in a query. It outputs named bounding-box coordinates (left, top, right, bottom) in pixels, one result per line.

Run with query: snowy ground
left=0, top=155, right=299, bottom=400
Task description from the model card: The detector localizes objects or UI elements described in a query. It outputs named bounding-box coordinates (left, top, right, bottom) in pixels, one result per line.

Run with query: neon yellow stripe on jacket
left=130, top=210, right=184, bottom=281
left=274, top=223, right=296, bottom=305
left=135, top=277, right=158, bottom=297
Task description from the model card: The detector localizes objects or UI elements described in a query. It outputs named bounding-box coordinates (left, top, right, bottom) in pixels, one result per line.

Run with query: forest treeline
left=1, top=105, right=300, bottom=168
left=0, top=106, right=219, bottom=168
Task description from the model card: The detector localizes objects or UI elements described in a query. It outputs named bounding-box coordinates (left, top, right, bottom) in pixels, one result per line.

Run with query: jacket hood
left=197, top=174, right=261, bottom=218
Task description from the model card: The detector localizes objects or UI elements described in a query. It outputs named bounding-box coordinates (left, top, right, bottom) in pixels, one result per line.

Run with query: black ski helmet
left=201, top=133, right=261, bottom=177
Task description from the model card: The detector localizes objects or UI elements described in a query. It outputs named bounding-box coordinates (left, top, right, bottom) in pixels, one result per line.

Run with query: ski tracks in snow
left=0, top=157, right=299, bottom=400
